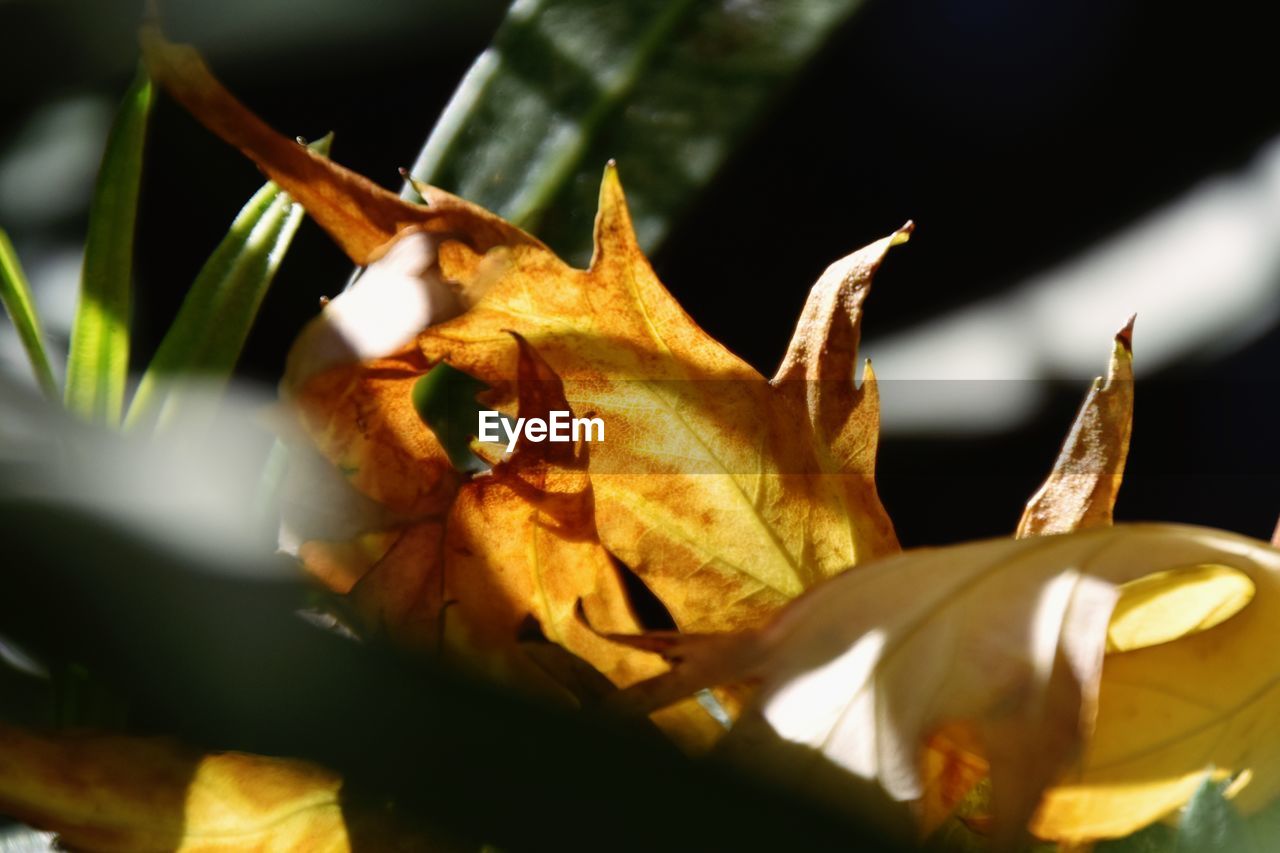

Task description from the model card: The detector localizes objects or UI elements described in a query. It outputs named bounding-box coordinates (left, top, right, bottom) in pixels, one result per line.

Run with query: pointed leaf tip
left=862, top=358, right=876, bottom=384
left=64, top=64, right=152, bottom=425
left=591, top=163, right=639, bottom=269
left=1017, top=324, right=1134, bottom=537
left=599, top=160, right=625, bottom=200
left=1117, top=314, right=1137, bottom=352
left=772, top=224, right=909, bottom=388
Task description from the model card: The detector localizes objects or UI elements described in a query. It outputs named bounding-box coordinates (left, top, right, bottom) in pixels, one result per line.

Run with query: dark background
left=2, top=0, right=1278, bottom=546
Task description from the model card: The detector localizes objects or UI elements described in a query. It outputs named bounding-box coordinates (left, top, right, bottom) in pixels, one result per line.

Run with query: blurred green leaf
left=409, top=0, right=867, bottom=265
left=1175, top=777, right=1251, bottom=853
left=412, top=362, right=495, bottom=473
left=1243, top=793, right=1280, bottom=851
left=125, top=136, right=332, bottom=432
left=0, top=230, right=58, bottom=401
left=64, top=68, right=152, bottom=425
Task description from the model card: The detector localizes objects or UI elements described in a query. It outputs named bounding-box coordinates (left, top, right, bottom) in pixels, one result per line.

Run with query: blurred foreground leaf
left=0, top=230, right=58, bottom=401
left=63, top=68, right=152, bottom=425
left=125, top=136, right=331, bottom=432
left=409, top=0, right=869, bottom=263
left=1175, top=778, right=1249, bottom=853
left=0, top=490, right=904, bottom=852
left=0, top=724, right=355, bottom=853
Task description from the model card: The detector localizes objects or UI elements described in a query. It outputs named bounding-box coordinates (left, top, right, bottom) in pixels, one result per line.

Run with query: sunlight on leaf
left=610, top=525, right=1280, bottom=847
left=415, top=169, right=905, bottom=633
left=64, top=67, right=152, bottom=426
left=1106, top=564, right=1254, bottom=654
left=144, top=29, right=903, bottom=636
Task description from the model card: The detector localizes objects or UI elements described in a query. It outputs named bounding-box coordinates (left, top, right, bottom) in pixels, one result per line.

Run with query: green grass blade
left=64, top=68, right=153, bottom=425
left=407, top=0, right=868, bottom=265
left=125, top=136, right=331, bottom=433
left=0, top=229, right=59, bottom=400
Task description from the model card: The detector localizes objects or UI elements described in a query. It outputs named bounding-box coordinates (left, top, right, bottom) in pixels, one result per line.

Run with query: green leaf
left=412, top=362, right=495, bottom=474
left=1174, top=776, right=1251, bottom=853
left=408, top=0, right=868, bottom=265
left=64, top=67, right=153, bottom=425
left=1243, top=793, right=1280, bottom=852
left=0, top=229, right=59, bottom=401
left=125, top=136, right=332, bottom=433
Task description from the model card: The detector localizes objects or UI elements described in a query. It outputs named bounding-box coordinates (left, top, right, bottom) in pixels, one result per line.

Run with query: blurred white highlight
left=0, top=375, right=292, bottom=579
left=868, top=136, right=1280, bottom=434
left=282, top=230, right=454, bottom=389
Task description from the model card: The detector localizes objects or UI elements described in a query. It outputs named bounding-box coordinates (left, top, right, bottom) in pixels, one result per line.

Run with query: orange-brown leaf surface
left=438, top=335, right=722, bottom=747
left=417, top=175, right=905, bottom=632
left=142, top=30, right=902, bottom=651
left=285, top=323, right=724, bottom=744
left=116, top=27, right=1280, bottom=850
left=0, top=723, right=382, bottom=851
left=1017, top=317, right=1136, bottom=538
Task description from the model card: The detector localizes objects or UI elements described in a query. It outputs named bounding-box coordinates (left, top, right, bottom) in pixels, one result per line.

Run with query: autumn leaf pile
left=3, top=27, right=1280, bottom=853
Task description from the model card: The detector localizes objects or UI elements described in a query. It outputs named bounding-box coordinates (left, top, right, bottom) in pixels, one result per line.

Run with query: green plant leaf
left=1243, top=793, right=1280, bottom=852
left=1175, top=777, right=1251, bottom=853
left=411, top=361, right=495, bottom=474
left=0, top=229, right=58, bottom=401
left=125, top=136, right=332, bottom=433
left=407, top=0, right=868, bottom=265
left=64, top=67, right=153, bottom=425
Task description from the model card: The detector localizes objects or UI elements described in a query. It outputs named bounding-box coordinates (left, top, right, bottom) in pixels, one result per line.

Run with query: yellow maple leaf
left=446, top=333, right=723, bottom=747
left=142, top=26, right=1280, bottom=848
left=142, top=30, right=901, bottom=651
left=417, top=169, right=905, bottom=633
